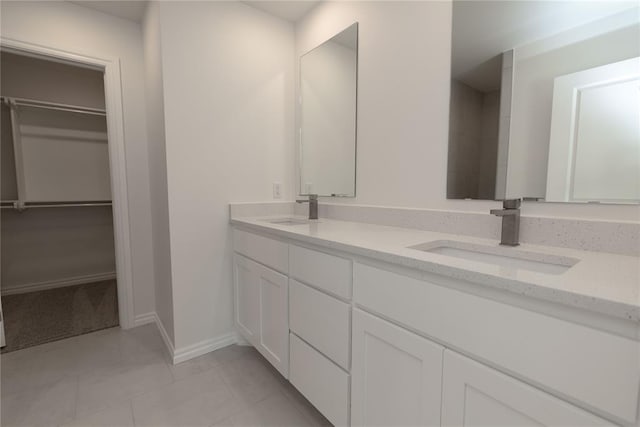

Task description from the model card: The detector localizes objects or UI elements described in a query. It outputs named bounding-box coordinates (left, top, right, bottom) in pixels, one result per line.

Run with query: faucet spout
left=296, top=194, right=318, bottom=220
left=491, top=199, right=521, bottom=246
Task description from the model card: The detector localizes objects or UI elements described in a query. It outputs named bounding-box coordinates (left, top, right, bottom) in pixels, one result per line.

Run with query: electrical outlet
left=273, top=182, right=282, bottom=199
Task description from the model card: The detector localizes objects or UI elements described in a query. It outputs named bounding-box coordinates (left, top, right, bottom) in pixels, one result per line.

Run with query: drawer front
left=233, top=229, right=288, bottom=273
left=289, top=279, right=351, bottom=370
left=290, top=333, right=350, bottom=426
left=354, top=262, right=639, bottom=424
left=290, top=245, right=352, bottom=299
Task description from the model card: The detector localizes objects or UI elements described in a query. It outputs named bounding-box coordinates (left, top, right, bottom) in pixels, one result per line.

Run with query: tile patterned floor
left=0, top=324, right=332, bottom=427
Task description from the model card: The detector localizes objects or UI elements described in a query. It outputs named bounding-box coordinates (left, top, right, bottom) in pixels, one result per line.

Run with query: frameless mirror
left=448, top=1, right=639, bottom=204
left=299, top=23, right=358, bottom=197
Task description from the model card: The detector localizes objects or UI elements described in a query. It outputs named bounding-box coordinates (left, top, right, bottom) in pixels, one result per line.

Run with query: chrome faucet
left=490, top=199, right=521, bottom=246
left=296, top=194, right=318, bottom=220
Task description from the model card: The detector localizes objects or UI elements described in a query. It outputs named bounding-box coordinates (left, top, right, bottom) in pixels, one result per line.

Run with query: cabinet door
left=233, top=254, right=260, bottom=347
left=442, top=350, right=614, bottom=427
left=257, top=263, right=289, bottom=378
left=351, top=308, right=444, bottom=426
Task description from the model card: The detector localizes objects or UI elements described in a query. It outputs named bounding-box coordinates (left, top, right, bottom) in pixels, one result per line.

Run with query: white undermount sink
left=409, top=240, right=579, bottom=275
left=265, top=217, right=313, bottom=226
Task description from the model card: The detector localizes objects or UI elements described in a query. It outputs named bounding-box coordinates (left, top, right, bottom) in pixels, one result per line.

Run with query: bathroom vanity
left=231, top=214, right=639, bottom=427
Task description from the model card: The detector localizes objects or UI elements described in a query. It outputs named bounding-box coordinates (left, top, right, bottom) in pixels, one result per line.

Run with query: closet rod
left=1, top=96, right=106, bottom=116
left=0, top=201, right=112, bottom=211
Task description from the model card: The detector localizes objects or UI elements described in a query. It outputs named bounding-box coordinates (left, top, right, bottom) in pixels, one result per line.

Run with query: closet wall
left=1, top=52, right=116, bottom=295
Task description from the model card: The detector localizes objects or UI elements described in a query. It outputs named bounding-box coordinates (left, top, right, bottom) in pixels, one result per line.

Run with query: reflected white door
left=546, top=57, right=640, bottom=202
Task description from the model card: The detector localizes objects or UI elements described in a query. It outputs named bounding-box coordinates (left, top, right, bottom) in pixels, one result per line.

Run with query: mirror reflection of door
left=546, top=57, right=640, bottom=203
left=447, top=1, right=639, bottom=204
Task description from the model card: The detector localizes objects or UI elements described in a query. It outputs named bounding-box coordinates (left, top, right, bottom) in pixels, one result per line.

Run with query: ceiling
left=70, top=1, right=148, bottom=22
left=70, top=1, right=320, bottom=23
left=243, top=1, right=320, bottom=22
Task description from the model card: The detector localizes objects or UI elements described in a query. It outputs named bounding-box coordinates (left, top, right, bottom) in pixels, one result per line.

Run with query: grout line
left=129, top=399, right=136, bottom=426
left=73, top=375, right=80, bottom=420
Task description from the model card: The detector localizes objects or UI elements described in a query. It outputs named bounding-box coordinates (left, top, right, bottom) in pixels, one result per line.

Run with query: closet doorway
left=0, top=41, right=134, bottom=352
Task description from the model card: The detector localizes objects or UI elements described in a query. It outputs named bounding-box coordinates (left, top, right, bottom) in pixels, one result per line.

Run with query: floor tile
left=218, top=349, right=283, bottom=405
left=1, top=377, right=78, bottom=427
left=75, top=354, right=173, bottom=418
left=168, top=351, right=220, bottom=381
left=211, top=344, right=257, bottom=365
left=60, top=401, right=135, bottom=427
left=118, top=324, right=167, bottom=361
left=218, top=393, right=314, bottom=427
left=280, top=381, right=333, bottom=427
left=1, top=325, right=331, bottom=427
left=132, top=368, right=245, bottom=426
left=2, top=328, right=121, bottom=396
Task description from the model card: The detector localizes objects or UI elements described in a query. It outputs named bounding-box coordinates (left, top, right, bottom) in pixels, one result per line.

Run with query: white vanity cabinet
left=288, top=245, right=353, bottom=426
left=353, top=261, right=638, bottom=426
left=351, top=304, right=616, bottom=427
left=233, top=254, right=289, bottom=377
left=233, top=228, right=353, bottom=424
left=441, top=351, right=614, bottom=427
left=233, top=254, right=260, bottom=346
left=233, top=230, right=289, bottom=377
left=232, top=225, right=638, bottom=427
left=351, top=308, right=444, bottom=426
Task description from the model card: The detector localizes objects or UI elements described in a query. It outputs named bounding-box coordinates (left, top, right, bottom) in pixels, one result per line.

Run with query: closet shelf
left=1, top=96, right=106, bottom=116
left=0, top=201, right=112, bottom=211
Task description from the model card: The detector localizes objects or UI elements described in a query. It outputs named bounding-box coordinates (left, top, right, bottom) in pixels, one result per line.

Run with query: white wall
left=155, top=1, right=295, bottom=350
left=508, top=24, right=640, bottom=200
left=142, top=1, right=174, bottom=343
left=1, top=208, right=115, bottom=294
left=296, top=1, right=640, bottom=222
left=1, top=51, right=106, bottom=109
left=0, top=1, right=156, bottom=316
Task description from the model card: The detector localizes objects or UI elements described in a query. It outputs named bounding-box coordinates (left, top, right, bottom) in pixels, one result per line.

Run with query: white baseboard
left=133, top=312, right=157, bottom=327
left=130, top=312, right=237, bottom=365
left=153, top=313, right=176, bottom=361
left=1, top=272, right=117, bottom=296
left=173, top=332, right=237, bottom=364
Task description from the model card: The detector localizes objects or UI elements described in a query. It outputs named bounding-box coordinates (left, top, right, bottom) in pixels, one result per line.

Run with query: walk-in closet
left=0, top=51, right=118, bottom=352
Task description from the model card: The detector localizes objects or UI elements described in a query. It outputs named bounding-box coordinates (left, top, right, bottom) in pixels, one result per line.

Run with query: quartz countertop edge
left=231, top=216, right=640, bottom=323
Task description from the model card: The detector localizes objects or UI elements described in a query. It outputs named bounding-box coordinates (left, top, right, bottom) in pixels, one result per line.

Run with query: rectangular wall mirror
left=447, top=1, right=639, bottom=204
left=299, top=22, right=358, bottom=197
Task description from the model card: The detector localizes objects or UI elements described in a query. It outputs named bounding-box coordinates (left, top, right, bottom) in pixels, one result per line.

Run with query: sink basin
left=265, top=217, right=312, bottom=226
left=409, top=240, right=579, bottom=275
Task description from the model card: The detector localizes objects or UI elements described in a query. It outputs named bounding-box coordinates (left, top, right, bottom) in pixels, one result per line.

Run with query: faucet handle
left=297, top=194, right=318, bottom=203
left=502, top=198, right=521, bottom=209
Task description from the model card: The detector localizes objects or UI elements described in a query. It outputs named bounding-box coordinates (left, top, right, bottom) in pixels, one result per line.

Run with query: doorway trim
left=1, top=37, right=136, bottom=329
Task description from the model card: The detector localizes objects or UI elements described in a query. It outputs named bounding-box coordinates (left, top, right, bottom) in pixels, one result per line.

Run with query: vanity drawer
left=290, top=245, right=352, bottom=299
left=233, top=229, right=288, bottom=273
left=353, top=262, right=639, bottom=424
left=290, top=333, right=350, bottom=426
left=289, top=279, right=351, bottom=370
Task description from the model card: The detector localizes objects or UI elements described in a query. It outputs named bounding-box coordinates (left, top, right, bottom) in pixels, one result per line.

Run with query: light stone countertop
left=231, top=215, right=640, bottom=323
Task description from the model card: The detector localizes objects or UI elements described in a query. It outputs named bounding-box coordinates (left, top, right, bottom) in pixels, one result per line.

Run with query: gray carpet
left=1, top=280, right=119, bottom=353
